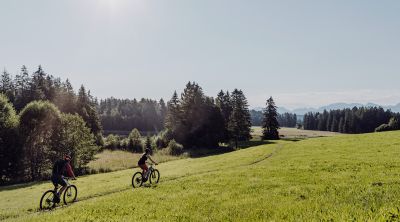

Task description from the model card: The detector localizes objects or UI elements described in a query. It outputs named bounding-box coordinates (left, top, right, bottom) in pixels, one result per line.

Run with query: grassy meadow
left=87, top=149, right=185, bottom=172
left=252, top=126, right=340, bottom=140
left=2, top=130, right=400, bottom=221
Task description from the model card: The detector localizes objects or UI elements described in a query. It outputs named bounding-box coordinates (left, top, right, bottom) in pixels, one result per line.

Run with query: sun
left=97, top=0, right=146, bottom=16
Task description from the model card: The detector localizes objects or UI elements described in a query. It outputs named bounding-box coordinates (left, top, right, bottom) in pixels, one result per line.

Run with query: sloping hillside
left=2, top=131, right=400, bottom=221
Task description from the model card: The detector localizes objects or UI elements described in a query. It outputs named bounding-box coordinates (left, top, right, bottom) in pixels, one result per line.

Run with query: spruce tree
left=165, top=91, right=181, bottom=131
left=0, top=70, right=15, bottom=103
left=262, top=97, right=280, bottom=140
left=228, top=89, right=251, bottom=148
left=216, top=90, right=233, bottom=142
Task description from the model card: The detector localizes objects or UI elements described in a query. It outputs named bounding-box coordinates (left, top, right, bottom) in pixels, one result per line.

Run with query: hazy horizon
left=1, top=0, right=399, bottom=109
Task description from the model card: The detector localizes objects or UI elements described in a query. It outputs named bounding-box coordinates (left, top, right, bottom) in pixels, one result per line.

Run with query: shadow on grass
left=0, top=180, right=48, bottom=191
left=188, top=146, right=235, bottom=158
left=236, top=140, right=276, bottom=149
left=280, top=138, right=308, bottom=142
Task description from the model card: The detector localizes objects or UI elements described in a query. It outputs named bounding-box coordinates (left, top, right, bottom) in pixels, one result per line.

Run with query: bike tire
left=132, top=172, right=143, bottom=188
left=63, top=185, right=78, bottom=205
left=40, top=190, right=56, bottom=210
left=149, top=169, right=160, bottom=184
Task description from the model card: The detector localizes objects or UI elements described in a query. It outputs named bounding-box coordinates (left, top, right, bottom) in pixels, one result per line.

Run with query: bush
left=166, top=139, right=184, bottom=156
left=19, top=101, right=61, bottom=181
left=375, top=117, right=400, bottom=132
left=104, top=134, right=120, bottom=150
left=51, top=113, right=99, bottom=173
left=0, top=94, right=20, bottom=184
left=127, top=128, right=143, bottom=152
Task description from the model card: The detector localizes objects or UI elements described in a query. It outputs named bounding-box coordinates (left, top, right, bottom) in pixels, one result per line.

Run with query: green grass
left=87, top=149, right=185, bottom=172
left=252, top=126, right=340, bottom=140
left=2, top=131, right=400, bottom=221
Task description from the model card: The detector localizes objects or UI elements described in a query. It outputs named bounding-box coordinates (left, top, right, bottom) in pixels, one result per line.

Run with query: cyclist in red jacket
left=51, top=154, right=76, bottom=203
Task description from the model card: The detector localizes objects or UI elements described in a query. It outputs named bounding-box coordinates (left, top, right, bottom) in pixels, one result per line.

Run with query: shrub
left=19, top=101, right=61, bottom=181
left=0, top=94, right=20, bottom=184
left=105, top=134, right=120, bottom=150
left=167, top=139, right=184, bottom=156
left=128, top=128, right=143, bottom=152
left=51, top=113, right=99, bottom=173
left=375, top=117, right=400, bottom=132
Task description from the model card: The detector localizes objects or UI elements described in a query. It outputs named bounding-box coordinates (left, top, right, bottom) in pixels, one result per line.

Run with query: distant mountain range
left=253, top=102, right=400, bottom=115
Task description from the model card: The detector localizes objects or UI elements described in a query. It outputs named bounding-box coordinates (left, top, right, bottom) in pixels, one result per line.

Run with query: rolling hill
left=2, top=130, right=400, bottom=221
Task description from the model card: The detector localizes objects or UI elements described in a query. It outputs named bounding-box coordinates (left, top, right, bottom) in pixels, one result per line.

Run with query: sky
left=1, top=0, right=400, bottom=109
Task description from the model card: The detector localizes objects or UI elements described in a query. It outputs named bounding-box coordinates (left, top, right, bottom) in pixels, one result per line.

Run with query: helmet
left=64, top=154, right=72, bottom=160
left=145, top=148, right=151, bottom=154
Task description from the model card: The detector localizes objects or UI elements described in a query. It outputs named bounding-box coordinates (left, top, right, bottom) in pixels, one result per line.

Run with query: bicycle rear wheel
left=40, top=190, right=56, bottom=210
left=149, top=169, right=160, bottom=184
left=63, top=185, right=78, bottom=205
left=132, top=172, right=143, bottom=188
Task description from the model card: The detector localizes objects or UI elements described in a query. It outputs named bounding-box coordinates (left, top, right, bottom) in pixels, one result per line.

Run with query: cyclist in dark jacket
left=51, top=154, right=76, bottom=203
left=138, top=148, right=158, bottom=181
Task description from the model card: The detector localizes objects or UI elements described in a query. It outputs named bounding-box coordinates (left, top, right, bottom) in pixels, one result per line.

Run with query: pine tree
left=76, top=85, right=103, bottom=145
left=228, top=89, right=251, bottom=148
left=165, top=91, right=181, bottom=131
left=145, top=135, right=152, bottom=151
left=262, top=97, right=280, bottom=140
left=0, top=70, right=15, bottom=103
left=216, top=90, right=233, bottom=142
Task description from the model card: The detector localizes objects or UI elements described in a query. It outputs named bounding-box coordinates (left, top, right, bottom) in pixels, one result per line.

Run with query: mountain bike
left=132, top=163, right=160, bottom=188
left=39, top=177, right=78, bottom=210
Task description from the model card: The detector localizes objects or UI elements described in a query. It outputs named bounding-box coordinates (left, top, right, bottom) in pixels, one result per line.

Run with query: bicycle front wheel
left=40, top=190, right=56, bottom=210
left=63, top=185, right=77, bottom=205
left=132, top=172, right=143, bottom=188
left=149, top=169, right=160, bottom=184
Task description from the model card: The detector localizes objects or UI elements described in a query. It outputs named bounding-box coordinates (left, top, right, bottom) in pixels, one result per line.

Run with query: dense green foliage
left=98, top=98, right=166, bottom=133
left=166, top=139, right=184, bottom=155
left=19, top=101, right=62, bottom=181
left=164, top=83, right=252, bottom=149
left=228, top=89, right=252, bottom=147
left=165, top=82, right=226, bottom=148
left=303, top=107, right=398, bottom=133
left=0, top=99, right=99, bottom=184
left=51, top=114, right=99, bottom=174
left=0, top=66, right=103, bottom=143
left=0, top=94, right=20, bottom=183
left=3, top=131, right=400, bottom=221
left=375, top=117, right=400, bottom=132
left=262, top=97, right=280, bottom=140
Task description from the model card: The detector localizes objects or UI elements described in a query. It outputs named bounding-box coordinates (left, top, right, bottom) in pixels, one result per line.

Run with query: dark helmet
left=64, top=154, right=72, bottom=161
left=145, top=148, right=151, bottom=154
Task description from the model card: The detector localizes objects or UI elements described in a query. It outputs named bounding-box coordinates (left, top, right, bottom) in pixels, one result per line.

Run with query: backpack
left=52, top=159, right=67, bottom=176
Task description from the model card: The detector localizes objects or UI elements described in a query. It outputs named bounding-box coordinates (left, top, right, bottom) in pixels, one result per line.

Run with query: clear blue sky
left=1, top=0, right=399, bottom=109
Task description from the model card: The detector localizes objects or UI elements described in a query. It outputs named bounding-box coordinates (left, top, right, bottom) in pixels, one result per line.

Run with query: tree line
left=0, top=66, right=103, bottom=184
left=164, top=82, right=252, bottom=148
left=0, top=66, right=103, bottom=144
left=303, top=107, right=400, bottom=133
left=0, top=95, right=98, bottom=185
left=98, top=97, right=167, bottom=133
left=251, top=110, right=297, bottom=128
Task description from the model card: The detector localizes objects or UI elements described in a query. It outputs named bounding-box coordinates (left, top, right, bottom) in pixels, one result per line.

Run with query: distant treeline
left=303, top=107, right=400, bottom=133
left=251, top=110, right=297, bottom=127
left=98, top=98, right=167, bottom=132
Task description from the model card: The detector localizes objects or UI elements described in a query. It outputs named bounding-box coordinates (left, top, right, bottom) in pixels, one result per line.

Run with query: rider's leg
left=58, top=185, right=68, bottom=196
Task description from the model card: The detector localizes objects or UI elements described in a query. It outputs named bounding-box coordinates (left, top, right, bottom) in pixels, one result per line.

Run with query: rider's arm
left=66, top=163, right=76, bottom=179
left=148, top=156, right=158, bottom=165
